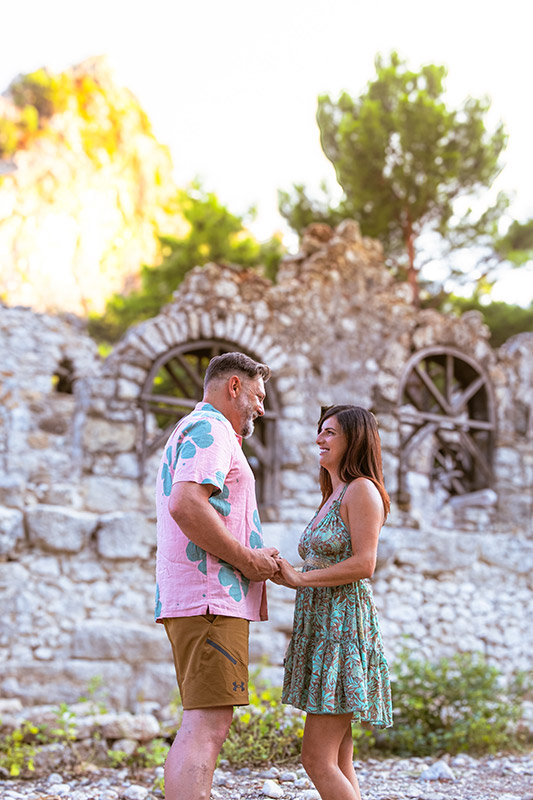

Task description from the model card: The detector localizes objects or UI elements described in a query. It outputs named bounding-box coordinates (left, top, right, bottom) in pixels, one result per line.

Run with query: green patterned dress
left=282, top=487, right=393, bottom=727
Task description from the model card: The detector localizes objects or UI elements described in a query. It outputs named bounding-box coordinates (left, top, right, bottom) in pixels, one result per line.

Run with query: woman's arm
left=276, top=479, right=383, bottom=588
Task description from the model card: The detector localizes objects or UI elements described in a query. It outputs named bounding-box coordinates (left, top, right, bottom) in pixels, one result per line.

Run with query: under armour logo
left=232, top=681, right=246, bottom=692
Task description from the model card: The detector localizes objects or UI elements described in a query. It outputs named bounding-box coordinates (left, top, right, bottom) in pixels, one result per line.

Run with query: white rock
left=53, top=785, right=72, bottom=796
left=124, top=786, right=149, bottom=800
left=419, top=759, right=456, bottom=781
left=262, top=779, right=284, bottom=798
left=280, top=770, right=297, bottom=781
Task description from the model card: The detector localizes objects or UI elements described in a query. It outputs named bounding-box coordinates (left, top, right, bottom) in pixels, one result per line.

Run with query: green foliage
left=220, top=683, right=305, bottom=766
left=278, top=182, right=344, bottom=234
left=49, top=702, right=77, bottom=742
left=0, top=721, right=41, bottom=777
left=11, top=68, right=71, bottom=117
left=280, top=51, right=509, bottom=301
left=77, top=674, right=109, bottom=713
left=447, top=296, right=533, bottom=347
left=107, top=738, right=169, bottom=770
left=89, top=184, right=286, bottom=343
left=377, top=650, right=530, bottom=756
left=494, top=218, right=533, bottom=266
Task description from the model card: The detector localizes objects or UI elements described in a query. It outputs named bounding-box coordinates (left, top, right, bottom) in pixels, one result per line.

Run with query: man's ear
left=228, top=374, right=242, bottom=398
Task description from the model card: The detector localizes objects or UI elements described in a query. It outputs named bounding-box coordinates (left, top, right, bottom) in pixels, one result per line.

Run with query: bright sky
left=2, top=0, right=532, bottom=304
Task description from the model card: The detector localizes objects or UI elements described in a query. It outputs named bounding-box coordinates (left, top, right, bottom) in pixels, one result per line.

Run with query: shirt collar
left=194, top=402, right=243, bottom=445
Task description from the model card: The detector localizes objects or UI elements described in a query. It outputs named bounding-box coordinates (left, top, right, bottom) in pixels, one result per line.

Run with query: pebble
left=263, top=778, right=284, bottom=797
left=419, top=759, right=456, bottom=782
left=280, top=770, right=298, bottom=781
left=0, top=753, right=532, bottom=799
left=123, top=786, right=149, bottom=800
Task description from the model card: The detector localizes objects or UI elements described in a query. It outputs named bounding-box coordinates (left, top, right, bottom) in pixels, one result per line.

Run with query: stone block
left=0, top=660, right=133, bottom=707
left=117, top=378, right=140, bottom=401
left=249, top=628, right=287, bottom=662
left=83, top=475, right=142, bottom=514
left=43, top=483, right=83, bottom=508
left=71, top=620, right=169, bottom=663
left=479, top=535, right=533, bottom=575
left=96, top=512, right=155, bottom=560
left=26, top=505, right=98, bottom=554
left=82, top=418, right=136, bottom=453
left=131, top=662, right=180, bottom=707
left=100, top=712, right=160, bottom=741
left=0, top=474, right=25, bottom=508
left=0, top=506, right=25, bottom=557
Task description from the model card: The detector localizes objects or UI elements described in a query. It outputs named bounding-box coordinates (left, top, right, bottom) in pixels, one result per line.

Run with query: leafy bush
left=0, top=721, right=39, bottom=776
left=375, top=649, right=530, bottom=756
left=11, top=69, right=71, bottom=117
left=220, top=683, right=305, bottom=767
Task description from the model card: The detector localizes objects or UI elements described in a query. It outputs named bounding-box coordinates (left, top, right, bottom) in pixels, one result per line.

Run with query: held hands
left=269, top=556, right=303, bottom=588
left=240, top=547, right=280, bottom=581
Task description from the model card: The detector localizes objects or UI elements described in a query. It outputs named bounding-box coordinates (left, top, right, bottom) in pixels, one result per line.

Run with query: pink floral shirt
left=155, top=402, right=267, bottom=622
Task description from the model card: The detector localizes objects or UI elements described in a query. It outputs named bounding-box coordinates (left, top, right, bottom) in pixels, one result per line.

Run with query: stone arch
left=397, top=346, right=496, bottom=505
left=139, top=338, right=280, bottom=512
left=100, top=306, right=288, bottom=514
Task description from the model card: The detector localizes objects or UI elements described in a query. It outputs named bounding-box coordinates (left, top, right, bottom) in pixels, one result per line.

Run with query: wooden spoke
left=174, top=353, right=205, bottom=391
left=451, top=374, right=486, bottom=414
left=163, top=360, right=192, bottom=396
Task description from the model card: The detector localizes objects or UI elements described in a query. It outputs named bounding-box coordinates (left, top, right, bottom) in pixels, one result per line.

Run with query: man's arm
left=168, top=481, right=279, bottom=581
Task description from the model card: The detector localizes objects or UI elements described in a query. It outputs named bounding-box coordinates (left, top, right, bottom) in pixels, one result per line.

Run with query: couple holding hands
left=155, top=352, right=392, bottom=800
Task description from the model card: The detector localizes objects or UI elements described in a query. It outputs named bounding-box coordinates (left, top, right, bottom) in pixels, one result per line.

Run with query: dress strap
left=335, top=485, right=349, bottom=503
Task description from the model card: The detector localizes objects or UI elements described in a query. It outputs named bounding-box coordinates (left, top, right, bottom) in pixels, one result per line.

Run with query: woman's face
left=316, top=414, right=347, bottom=475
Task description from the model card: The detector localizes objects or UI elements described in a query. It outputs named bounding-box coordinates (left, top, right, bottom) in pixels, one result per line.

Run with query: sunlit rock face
left=0, top=57, right=183, bottom=314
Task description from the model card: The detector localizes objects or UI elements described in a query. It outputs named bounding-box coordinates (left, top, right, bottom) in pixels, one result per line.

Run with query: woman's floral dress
left=282, top=487, right=393, bottom=727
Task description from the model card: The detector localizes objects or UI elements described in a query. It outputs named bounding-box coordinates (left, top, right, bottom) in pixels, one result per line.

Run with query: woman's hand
left=269, top=556, right=303, bottom=588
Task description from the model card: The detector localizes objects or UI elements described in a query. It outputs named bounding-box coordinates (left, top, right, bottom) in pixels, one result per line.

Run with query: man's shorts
left=163, top=614, right=250, bottom=709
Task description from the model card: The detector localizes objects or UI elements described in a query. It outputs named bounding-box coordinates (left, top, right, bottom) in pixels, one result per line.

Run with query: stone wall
left=1, top=220, right=532, bottom=708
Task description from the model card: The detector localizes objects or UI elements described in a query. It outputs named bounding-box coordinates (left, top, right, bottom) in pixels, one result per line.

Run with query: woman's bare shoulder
left=345, top=477, right=381, bottom=499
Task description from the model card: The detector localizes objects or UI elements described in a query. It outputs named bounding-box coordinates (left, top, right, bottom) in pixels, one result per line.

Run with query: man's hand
left=239, top=547, right=280, bottom=581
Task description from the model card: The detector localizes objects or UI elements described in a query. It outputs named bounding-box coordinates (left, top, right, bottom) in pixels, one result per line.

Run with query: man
left=155, top=352, right=279, bottom=800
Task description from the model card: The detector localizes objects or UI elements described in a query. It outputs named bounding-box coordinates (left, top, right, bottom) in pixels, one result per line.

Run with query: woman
left=273, top=405, right=392, bottom=800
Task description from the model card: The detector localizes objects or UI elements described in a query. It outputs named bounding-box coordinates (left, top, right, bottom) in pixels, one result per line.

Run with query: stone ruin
left=1, top=220, right=532, bottom=708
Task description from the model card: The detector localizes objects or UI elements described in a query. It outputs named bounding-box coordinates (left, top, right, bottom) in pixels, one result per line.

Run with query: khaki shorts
left=163, top=614, right=250, bottom=709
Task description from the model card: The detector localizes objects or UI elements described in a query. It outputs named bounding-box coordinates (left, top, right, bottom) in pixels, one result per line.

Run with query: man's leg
left=164, top=706, right=233, bottom=800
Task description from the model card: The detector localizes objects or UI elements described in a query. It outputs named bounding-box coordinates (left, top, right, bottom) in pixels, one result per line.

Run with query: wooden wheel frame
left=138, top=340, right=279, bottom=512
left=397, top=346, right=496, bottom=503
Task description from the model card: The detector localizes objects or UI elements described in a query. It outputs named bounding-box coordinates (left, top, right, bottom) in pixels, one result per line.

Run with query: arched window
left=397, top=347, right=496, bottom=504
left=138, top=340, right=279, bottom=515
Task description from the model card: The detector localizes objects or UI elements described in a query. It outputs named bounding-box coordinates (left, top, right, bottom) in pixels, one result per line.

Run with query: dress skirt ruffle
left=282, top=577, right=393, bottom=728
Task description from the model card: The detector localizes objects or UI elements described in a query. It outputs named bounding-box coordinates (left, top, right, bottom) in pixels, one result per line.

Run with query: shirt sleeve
left=172, top=417, right=232, bottom=495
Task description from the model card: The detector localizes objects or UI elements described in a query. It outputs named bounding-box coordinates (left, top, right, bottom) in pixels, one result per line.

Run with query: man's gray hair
left=204, top=352, right=271, bottom=388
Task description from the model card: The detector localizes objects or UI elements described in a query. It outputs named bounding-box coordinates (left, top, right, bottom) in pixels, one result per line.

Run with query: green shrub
left=376, top=649, right=530, bottom=756
left=220, top=683, right=305, bottom=767
left=11, top=69, right=71, bottom=117
left=0, top=720, right=43, bottom=777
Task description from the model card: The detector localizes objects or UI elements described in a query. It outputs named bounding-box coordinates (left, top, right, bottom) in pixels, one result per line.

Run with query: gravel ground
left=1, top=753, right=532, bottom=800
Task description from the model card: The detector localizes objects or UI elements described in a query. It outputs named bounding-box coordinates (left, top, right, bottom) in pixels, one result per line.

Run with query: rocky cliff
left=0, top=57, right=184, bottom=314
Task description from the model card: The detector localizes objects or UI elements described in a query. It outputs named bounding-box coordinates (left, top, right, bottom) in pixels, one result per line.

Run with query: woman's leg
left=338, top=724, right=361, bottom=799
left=301, top=713, right=360, bottom=800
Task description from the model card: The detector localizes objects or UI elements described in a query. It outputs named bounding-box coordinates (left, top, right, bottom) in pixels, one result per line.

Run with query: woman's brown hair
left=318, top=404, right=390, bottom=520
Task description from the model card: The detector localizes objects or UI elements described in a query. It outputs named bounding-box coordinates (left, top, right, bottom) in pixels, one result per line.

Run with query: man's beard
left=236, top=396, right=255, bottom=439
left=241, top=413, right=255, bottom=439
